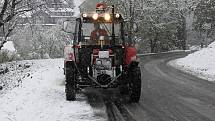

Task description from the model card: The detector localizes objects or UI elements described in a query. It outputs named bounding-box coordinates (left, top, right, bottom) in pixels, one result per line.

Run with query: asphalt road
left=86, top=52, right=215, bottom=121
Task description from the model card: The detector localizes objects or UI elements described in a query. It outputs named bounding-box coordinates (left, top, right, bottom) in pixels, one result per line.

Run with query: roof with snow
left=49, top=8, right=74, bottom=12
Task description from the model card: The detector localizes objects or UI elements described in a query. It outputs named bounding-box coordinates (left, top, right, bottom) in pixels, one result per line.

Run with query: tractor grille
left=95, top=58, right=112, bottom=70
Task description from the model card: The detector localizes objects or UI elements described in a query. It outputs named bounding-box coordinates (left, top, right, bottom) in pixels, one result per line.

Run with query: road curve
left=85, top=52, right=215, bottom=121
left=125, top=52, right=215, bottom=121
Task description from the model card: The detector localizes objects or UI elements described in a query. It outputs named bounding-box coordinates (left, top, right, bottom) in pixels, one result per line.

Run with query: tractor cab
left=64, top=3, right=141, bottom=103
left=73, top=3, right=124, bottom=47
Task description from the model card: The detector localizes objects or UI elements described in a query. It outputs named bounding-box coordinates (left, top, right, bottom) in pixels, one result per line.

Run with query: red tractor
left=64, top=4, right=141, bottom=103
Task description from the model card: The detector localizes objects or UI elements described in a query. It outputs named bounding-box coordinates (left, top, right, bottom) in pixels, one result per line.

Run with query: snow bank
left=0, top=61, right=33, bottom=93
left=2, top=41, right=16, bottom=52
left=169, top=41, right=215, bottom=81
left=0, top=59, right=106, bottom=121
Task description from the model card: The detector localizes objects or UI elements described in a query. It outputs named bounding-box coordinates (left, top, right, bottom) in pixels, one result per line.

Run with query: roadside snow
left=0, top=61, right=33, bottom=93
left=1, top=41, right=16, bottom=52
left=0, top=59, right=106, bottom=121
left=169, top=42, right=215, bottom=81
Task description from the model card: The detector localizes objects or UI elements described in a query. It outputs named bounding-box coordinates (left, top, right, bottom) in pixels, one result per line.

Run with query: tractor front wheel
left=65, top=62, right=76, bottom=101
left=128, top=67, right=141, bottom=103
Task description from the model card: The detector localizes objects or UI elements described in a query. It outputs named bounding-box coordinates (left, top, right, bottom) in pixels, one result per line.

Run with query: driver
left=90, top=23, right=108, bottom=44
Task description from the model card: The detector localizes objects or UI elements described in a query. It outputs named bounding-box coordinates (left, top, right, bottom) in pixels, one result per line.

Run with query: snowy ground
left=1, top=41, right=16, bottom=52
left=0, top=59, right=106, bottom=121
left=0, top=60, right=33, bottom=93
left=169, top=42, right=215, bottom=82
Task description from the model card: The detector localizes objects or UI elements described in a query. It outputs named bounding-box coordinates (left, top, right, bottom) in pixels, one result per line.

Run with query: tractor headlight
left=104, top=13, right=111, bottom=21
left=96, top=60, right=102, bottom=65
left=92, top=13, right=98, bottom=20
left=82, top=13, right=87, bottom=18
left=105, top=60, right=111, bottom=66
left=104, top=59, right=112, bottom=69
left=115, top=13, right=120, bottom=18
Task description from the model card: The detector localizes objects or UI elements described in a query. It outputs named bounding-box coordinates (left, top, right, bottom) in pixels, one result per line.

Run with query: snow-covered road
left=0, top=59, right=106, bottom=121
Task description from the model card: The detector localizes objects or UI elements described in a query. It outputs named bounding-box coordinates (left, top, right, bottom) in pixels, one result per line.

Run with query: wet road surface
left=85, top=52, right=215, bottom=121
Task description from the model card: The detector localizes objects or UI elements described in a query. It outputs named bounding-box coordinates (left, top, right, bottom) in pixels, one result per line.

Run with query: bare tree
left=0, top=0, right=43, bottom=50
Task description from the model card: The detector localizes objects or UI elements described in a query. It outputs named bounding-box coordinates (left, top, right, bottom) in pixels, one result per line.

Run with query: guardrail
left=137, top=50, right=192, bottom=56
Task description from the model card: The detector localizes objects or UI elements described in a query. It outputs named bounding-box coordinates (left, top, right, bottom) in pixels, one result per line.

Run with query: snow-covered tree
left=42, top=25, right=71, bottom=58
left=105, top=0, right=203, bottom=52
left=0, top=0, right=44, bottom=50
left=12, top=23, right=70, bottom=59
left=193, top=0, right=215, bottom=46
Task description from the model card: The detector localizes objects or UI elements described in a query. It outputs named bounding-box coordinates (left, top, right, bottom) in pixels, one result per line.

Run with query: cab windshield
left=81, top=23, right=121, bottom=45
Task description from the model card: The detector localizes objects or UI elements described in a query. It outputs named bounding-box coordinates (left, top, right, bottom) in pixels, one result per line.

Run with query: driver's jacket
left=90, top=29, right=108, bottom=44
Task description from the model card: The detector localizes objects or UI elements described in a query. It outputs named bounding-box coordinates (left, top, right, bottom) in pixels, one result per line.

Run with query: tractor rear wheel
left=128, top=67, right=141, bottom=103
left=65, top=62, right=76, bottom=101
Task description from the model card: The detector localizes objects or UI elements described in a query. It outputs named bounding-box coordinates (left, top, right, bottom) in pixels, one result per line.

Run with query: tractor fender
left=64, top=45, right=75, bottom=62
left=125, top=46, right=139, bottom=66
left=64, top=45, right=76, bottom=75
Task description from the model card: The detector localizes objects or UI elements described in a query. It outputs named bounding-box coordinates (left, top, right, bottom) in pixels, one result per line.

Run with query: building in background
left=79, top=0, right=102, bottom=13
left=0, top=0, right=75, bottom=45
left=18, top=0, right=75, bottom=26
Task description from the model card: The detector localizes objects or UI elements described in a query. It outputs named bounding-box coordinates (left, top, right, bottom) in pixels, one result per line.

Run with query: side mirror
left=62, top=20, right=76, bottom=33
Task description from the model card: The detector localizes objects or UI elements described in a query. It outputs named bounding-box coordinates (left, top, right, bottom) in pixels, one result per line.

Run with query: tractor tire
left=119, top=85, right=129, bottom=95
left=79, top=48, right=91, bottom=76
left=128, top=67, right=141, bottom=103
left=65, top=62, right=76, bottom=101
